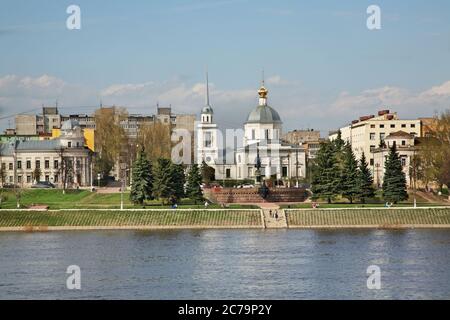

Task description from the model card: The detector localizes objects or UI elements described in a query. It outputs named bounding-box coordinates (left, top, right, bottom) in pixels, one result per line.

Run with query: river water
left=0, top=229, right=449, bottom=299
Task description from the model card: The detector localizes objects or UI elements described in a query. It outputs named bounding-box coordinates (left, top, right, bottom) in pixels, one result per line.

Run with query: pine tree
left=130, top=148, right=153, bottom=205
left=341, top=143, right=359, bottom=204
left=201, top=160, right=215, bottom=185
left=152, top=158, right=174, bottom=204
left=333, top=130, right=345, bottom=152
left=311, top=142, right=341, bottom=203
left=170, top=163, right=186, bottom=201
left=357, top=152, right=375, bottom=203
left=382, top=143, right=408, bottom=203
left=185, top=164, right=203, bottom=203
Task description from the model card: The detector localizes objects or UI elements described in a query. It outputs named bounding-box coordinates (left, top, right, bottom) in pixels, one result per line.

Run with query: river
left=0, top=229, right=449, bottom=299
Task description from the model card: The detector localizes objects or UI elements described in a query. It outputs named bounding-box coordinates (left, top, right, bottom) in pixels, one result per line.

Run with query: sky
left=1, top=0, right=450, bottom=135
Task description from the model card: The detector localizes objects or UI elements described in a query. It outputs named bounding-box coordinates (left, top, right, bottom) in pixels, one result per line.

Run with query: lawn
left=0, top=209, right=263, bottom=228
left=0, top=189, right=258, bottom=209
left=286, top=207, right=450, bottom=227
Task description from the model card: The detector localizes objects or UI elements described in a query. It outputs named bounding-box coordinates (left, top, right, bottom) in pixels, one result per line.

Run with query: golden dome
left=258, top=85, right=268, bottom=98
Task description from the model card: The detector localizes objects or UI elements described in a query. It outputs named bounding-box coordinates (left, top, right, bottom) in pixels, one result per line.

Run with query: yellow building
left=52, top=128, right=95, bottom=151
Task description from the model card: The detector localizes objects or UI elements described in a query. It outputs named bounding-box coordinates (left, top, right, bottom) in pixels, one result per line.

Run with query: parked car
left=31, top=181, right=56, bottom=189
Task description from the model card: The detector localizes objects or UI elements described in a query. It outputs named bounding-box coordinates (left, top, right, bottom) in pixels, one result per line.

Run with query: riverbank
left=1, top=207, right=450, bottom=232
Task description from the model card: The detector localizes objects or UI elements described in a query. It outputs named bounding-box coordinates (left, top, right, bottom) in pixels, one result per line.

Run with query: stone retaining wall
left=205, top=187, right=308, bottom=203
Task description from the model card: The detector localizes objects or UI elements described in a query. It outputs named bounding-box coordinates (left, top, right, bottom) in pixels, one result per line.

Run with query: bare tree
left=137, top=122, right=172, bottom=161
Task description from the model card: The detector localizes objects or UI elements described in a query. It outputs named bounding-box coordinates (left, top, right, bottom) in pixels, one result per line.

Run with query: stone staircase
left=260, top=204, right=288, bottom=229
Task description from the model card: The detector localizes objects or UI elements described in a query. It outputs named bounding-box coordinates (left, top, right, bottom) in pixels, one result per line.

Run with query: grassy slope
left=0, top=209, right=262, bottom=228
left=0, top=189, right=258, bottom=209
left=287, top=208, right=450, bottom=226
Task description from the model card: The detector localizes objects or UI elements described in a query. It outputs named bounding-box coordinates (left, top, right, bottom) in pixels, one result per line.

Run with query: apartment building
left=329, top=110, right=422, bottom=162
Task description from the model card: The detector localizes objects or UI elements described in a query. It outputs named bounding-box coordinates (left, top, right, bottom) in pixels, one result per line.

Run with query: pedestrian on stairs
left=275, top=210, right=278, bottom=220
left=269, top=209, right=272, bottom=218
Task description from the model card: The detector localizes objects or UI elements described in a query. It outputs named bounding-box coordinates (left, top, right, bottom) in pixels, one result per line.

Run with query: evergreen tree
left=201, top=160, right=215, bottom=185
left=185, top=164, right=203, bottom=203
left=333, top=130, right=345, bottom=152
left=357, top=152, right=376, bottom=203
left=311, top=142, right=341, bottom=203
left=152, top=158, right=175, bottom=204
left=130, top=148, right=153, bottom=205
left=170, top=163, right=186, bottom=201
left=382, top=143, right=408, bottom=203
left=341, top=143, right=359, bottom=204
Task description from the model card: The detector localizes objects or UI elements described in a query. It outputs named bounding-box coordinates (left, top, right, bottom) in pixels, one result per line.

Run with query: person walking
left=275, top=210, right=278, bottom=220
left=269, top=209, right=272, bottom=218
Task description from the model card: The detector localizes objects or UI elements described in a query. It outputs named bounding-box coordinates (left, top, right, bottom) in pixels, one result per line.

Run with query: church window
left=204, top=132, right=212, bottom=148
left=282, top=167, right=288, bottom=177
left=226, top=169, right=231, bottom=179
left=251, top=129, right=255, bottom=140
left=265, top=129, right=270, bottom=140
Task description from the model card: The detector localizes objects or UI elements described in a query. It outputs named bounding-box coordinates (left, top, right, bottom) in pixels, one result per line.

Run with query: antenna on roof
left=205, top=67, right=210, bottom=106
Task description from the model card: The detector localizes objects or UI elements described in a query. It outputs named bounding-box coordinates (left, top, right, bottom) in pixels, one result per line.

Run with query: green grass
left=286, top=208, right=450, bottom=227
left=280, top=203, right=447, bottom=209
left=0, top=189, right=258, bottom=210
left=0, top=209, right=262, bottom=228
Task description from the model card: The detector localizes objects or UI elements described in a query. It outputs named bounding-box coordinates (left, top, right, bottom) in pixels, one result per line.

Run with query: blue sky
left=1, top=0, right=450, bottom=133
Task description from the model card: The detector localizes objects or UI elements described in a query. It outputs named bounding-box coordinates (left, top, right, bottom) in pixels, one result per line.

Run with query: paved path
left=258, top=203, right=287, bottom=228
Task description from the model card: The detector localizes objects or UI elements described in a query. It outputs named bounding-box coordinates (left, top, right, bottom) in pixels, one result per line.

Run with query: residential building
left=0, top=120, right=93, bottom=188
left=329, top=110, right=422, bottom=162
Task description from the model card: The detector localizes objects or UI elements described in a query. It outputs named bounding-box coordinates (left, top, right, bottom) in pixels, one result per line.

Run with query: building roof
left=61, top=119, right=80, bottom=131
left=385, top=131, right=415, bottom=139
left=202, top=105, right=214, bottom=114
left=246, top=105, right=282, bottom=124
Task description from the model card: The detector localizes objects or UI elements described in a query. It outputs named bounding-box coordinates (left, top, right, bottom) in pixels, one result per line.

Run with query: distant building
left=282, top=129, right=320, bottom=145
left=15, top=107, right=62, bottom=135
left=372, top=131, right=417, bottom=188
left=0, top=120, right=93, bottom=188
left=329, top=110, right=422, bottom=162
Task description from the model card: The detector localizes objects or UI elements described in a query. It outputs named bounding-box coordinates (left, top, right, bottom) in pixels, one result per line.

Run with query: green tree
left=382, top=143, right=408, bottom=203
left=341, top=143, right=359, bottom=204
left=185, top=164, right=203, bottom=203
left=333, top=130, right=345, bottom=152
left=311, top=142, right=341, bottom=203
left=357, top=152, right=376, bottom=203
left=153, top=158, right=175, bottom=203
left=201, top=160, right=215, bottom=185
left=130, top=148, right=153, bottom=205
left=32, top=167, right=41, bottom=183
left=170, top=163, right=186, bottom=201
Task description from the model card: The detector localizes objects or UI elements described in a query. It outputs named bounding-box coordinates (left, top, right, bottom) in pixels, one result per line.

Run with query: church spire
left=258, top=69, right=268, bottom=106
left=206, top=70, right=210, bottom=106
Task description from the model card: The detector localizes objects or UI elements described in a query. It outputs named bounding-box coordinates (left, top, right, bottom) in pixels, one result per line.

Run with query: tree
left=32, top=167, right=41, bottom=183
left=170, top=163, right=185, bottom=201
left=94, top=107, right=128, bottom=177
left=200, top=161, right=215, bottom=185
left=357, top=152, right=376, bottom=203
left=333, top=130, right=345, bottom=151
left=185, top=164, right=203, bottom=203
left=311, top=142, right=341, bottom=203
left=130, top=148, right=153, bottom=205
left=382, top=143, right=408, bottom=203
left=137, top=122, right=172, bottom=161
left=340, top=143, right=359, bottom=204
left=152, top=158, right=173, bottom=203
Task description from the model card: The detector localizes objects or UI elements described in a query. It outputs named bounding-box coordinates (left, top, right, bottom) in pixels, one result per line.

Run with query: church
left=196, top=75, right=307, bottom=185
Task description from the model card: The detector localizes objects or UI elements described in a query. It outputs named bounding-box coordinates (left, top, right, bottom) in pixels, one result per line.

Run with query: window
left=54, top=160, right=59, bottom=169
left=26, top=160, right=31, bottom=169
left=35, top=160, right=40, bottom=169
left=17, top=161, right=22, bottom=169
left=76, top=142, right=80, bottom=147
left=380, top=133, right=385, bottom=141
left=9, top=163, right=13, bottom=170
left=390, top=124, right=395, bottom=128
left=1, top=163, right=5, bottom=170
left=251, top=129, right=255, bottom=140
left=204, top=132, right=212, bottom=148
left=265, top=129, right=269, bottom=140
left=401, top=140, right=406, bottom=146
left=401, top=124, right=406, bottom=128
left=282, top=167, right=288, bottom=177
left=45, top=160, right=50, bottom=169
left=401, top=158, right=407, bottom=166
left=45, top=175, right=49, bottom=182
left=370, top=145, right=376, bottom=151
left=380, top=124, right=385, bottom=128
left=370, top=159, right=374, bottom=166
left=68, top=142, right=72, bottom=148
left=248, top=167, right=253, bottom=177
left=54, top=174, right=59, bottom=183
left=26, top=175, right=31, bottom=183
left=370, top=124, right=376, bottom=128
left=9, top=176, right=13, bottom=183
left=17, top=176, right=22, bottom=184
left=410, top=124, right=416, bottom=128
left=226, top=168, right=231, bottom=179
left=370, top=133, right=376, bottom=140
